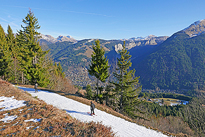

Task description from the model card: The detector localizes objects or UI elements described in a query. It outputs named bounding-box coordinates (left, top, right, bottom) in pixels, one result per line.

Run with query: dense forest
left=0, top=10, right=74, bottom=92
left=135, top=31, right=205, bottom=90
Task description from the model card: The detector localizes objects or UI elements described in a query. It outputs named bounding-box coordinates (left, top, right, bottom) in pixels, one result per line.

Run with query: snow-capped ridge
left=183, top=19, right=205, bottom=37
left=128, top=35, right=157, bottom=41
left=39, top=34, right=77, bottom=44
left=115, top=35, right=168, bottom=52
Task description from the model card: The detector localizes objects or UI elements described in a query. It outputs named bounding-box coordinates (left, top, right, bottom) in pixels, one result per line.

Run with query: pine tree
left=112, top=41, right=142, bottom=116
left=6, top=25, right=20, bottom=83
left=88, top=40, right=110, bottom=102
left=57, top=62, right=65, bottom=78
left=18, top=9, right=49, bottom=86
left=0, top=25, right=12, bottom=80
left=86, top=84, right=93, bottom=100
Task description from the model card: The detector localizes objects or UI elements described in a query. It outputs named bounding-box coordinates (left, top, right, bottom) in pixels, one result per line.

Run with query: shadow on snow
left=65, top=110, right=91, bottom=116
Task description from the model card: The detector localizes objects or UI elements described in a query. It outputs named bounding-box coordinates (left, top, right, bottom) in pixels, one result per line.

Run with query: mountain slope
left=42, top=36, right=167, bottom=86
left=0, top=80, right=114, bottom=136
left=134, top=20, right=205, bottom=90
left=18, top=86, right=168, bottom=137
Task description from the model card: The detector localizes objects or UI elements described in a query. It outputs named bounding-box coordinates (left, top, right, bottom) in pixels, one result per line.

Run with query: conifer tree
left=86, top=84, right=93, bottom=100
left=6, top=25, right=20, bottom=83
left=112, top=41, right=141, bottom=116
left=18, top=9, right=49, bottom=86
left=0, top=25, right=12, bottom=79
left=57, top=62, right=65, bottom=78
left=88, top=40, right=110, bottom=102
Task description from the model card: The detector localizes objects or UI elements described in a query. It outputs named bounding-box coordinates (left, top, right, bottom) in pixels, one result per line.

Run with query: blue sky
left=1, top=0, right=205, bottom=40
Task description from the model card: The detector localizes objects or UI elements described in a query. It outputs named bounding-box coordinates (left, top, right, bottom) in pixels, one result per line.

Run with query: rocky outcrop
left=114, top=35, right=168, bottom=52
left=39, top=34, right=77, bottom=45
left=183, top=19, right=205, bottom=37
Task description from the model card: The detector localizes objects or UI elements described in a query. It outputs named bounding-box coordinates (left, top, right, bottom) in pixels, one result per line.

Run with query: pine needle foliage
left=18, top=9, right=49, bottom=86
left=0, top=10, right=69, bottom=91
left=88, top=40, right=110, bottom=102
left=6, top=25, right=21, bottom=83
left=112, top=41, right=142, bottom=117
left=0, top=25, right=12, bottom=79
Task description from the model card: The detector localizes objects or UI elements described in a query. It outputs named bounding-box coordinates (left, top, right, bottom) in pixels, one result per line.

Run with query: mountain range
left=134, top=19, right=205, bottom=90
left=39, top=19, right=205, bottom=90
left=39, top=34, right=168, bottom=86
left=39, top=34, right=77, bottom=45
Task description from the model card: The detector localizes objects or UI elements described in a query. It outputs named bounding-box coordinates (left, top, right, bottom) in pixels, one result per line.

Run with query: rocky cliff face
left=57, top=35, right=77, bottom=43
left=114, top=35, right=168, bottom=52
left=183, top=19, right=205, bottom=37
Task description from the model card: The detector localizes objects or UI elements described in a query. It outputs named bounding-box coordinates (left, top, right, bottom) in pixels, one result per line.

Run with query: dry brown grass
left=4, top=80, right=193, bottom=137
left=0, top=79, right=115, bottom=137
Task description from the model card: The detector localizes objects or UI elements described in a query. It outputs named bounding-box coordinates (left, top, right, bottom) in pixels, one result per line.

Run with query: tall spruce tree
left=88, top=40, right=110, bottom=102
left=6, top=25, right=20, bottom=83
left=0, top=25, right=12, bottom=79
left=18, top=9, right=49, bottom=86
left=112, top=41, right=141, bottom=116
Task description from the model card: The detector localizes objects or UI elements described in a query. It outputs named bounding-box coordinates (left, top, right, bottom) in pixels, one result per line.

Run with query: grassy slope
left=30, top=85, right=192, bottom=137
left=0, top=80, right=115, bottom=137
left=1, top=82, right=194, bottom=137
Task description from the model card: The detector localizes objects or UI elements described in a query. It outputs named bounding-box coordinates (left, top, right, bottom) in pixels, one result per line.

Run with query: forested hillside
left=135, top=31, right=205, bottom=90
left=44, top=37, right=166, bottom=86
left=0, top=10, right=74, bottom=92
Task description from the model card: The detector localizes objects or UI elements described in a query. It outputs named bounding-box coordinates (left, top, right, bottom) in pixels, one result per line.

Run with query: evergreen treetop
left=88, top=40, right=109, bottom=82
left=0, top=25, right=12, bottom=78
left=112, top=41, right=141, bottom=116
left=88, top=39, right=110, bottom=102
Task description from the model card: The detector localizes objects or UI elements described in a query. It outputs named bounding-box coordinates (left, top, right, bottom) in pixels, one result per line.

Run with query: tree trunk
left=120, top=69, right=123, bottom=110
left=120, top=92, right=123, bottom=109
left=106, top=95, right=108, bottom=106
left=22, top=72, right=24, bottom=84
left=96, top=78, right=99, bottom=102
left=14, top=57, right=17, bottom=83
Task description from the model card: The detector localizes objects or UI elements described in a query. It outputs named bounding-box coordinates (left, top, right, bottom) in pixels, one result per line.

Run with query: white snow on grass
left=26, top=126, right=34, bottom=130
left=17, top=86, right=168, bottom=137
left=24, top=118, right=42, bottom=123
left=0, top=113, right=17, bottom=123
left=0, top=96, right=26, bottom=123
left=0, top=96, right=26, bottom=112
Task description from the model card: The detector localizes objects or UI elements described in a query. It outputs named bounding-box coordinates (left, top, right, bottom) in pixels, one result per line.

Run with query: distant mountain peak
left=128, top=35, right=159, bottom=41
left=39, top=34, right=77, bottom=45
left=183, top=19, right=205, bottom=37
left=66, top=35, right=72, bottom=38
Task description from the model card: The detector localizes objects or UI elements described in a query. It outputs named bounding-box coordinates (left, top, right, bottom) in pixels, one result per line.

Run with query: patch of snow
left=0, top=96, right=26, bottom=112
left=26, top=126, right=34, bottom=130
left=24, top=118, right=41, bottom=123
left=34, top=126, right=40, bottom=129
left=170, top=103, right=178, bottom=106
left=13, top=121, right=19, bottom=126
left=128, top=35, right=156, bottom=41
left=0, top=113, right=17, bottom=123
left=87, top=39, right=94, bottom=43
left=17, top=86, right=168, bottom=137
